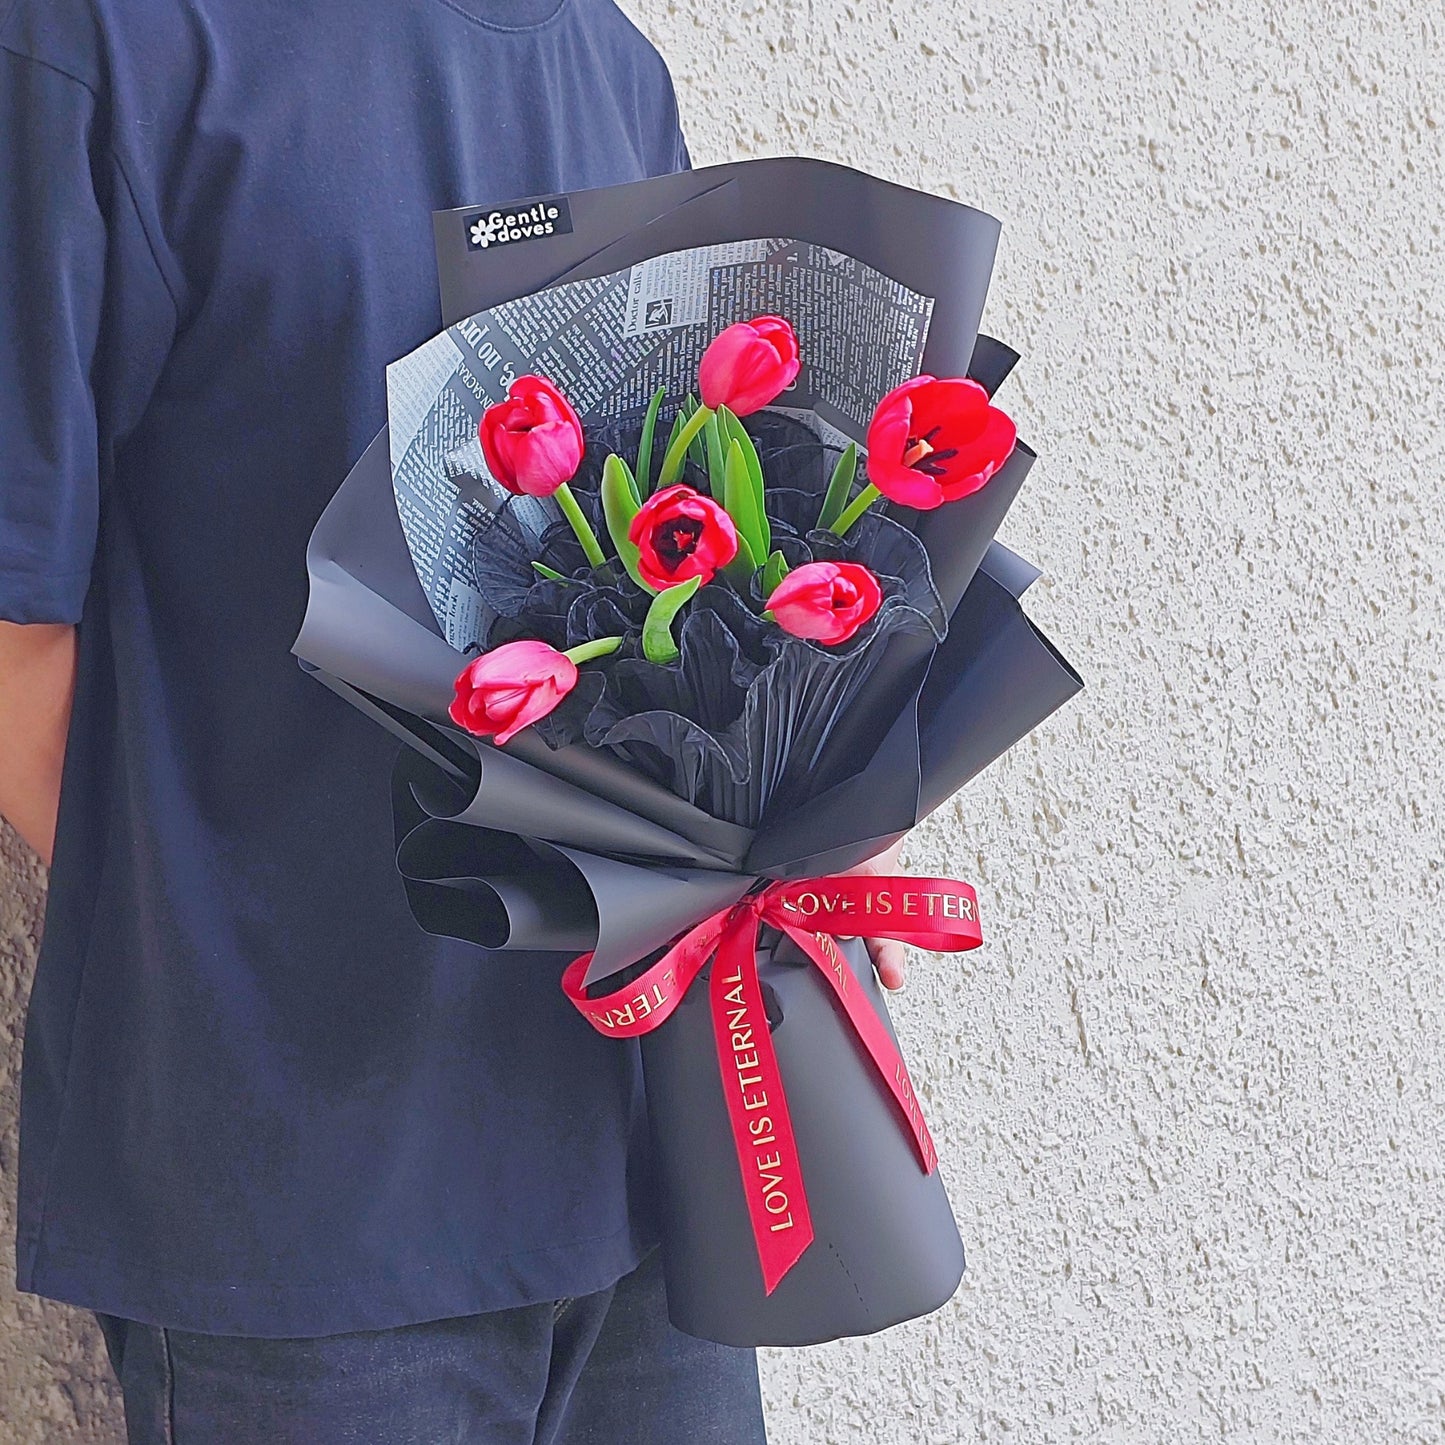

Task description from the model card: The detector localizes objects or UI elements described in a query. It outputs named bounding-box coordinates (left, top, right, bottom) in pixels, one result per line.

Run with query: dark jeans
left=96, top=1249, right=766, bottom=1444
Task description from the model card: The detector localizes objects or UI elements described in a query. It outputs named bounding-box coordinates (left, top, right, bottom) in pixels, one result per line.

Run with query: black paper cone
left=641, top=935, right=964, bottom=1346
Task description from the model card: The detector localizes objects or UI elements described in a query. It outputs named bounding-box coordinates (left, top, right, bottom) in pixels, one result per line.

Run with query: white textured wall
left=3, top=1, right=1443, bottom=1440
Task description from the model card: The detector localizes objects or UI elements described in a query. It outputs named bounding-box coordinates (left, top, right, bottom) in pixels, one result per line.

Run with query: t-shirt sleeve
left=652, top=59, right=690, bottom=175
left=0, top=48, right=175, bottom=624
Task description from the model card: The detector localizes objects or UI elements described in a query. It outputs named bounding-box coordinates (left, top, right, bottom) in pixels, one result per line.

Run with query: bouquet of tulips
left=447, top=315, right=1016, bottom=833
left=296, top=160, right=1082, bottom=1347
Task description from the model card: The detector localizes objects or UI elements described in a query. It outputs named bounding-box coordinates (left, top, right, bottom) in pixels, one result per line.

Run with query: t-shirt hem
left=0, top=564, right=91, bottom=625
left=17, top=1221, right=653, bottom=1337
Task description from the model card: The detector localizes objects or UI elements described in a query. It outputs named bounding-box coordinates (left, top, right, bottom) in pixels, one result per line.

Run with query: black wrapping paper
left=295, top=158, right=1083, bottom=1347
left=433, top=157, right=1002, bottom=381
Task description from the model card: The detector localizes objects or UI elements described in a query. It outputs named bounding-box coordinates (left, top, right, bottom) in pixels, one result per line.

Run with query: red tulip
left=448, top=640, right=578, bottom=745
left=628, top=484, right=739, bottom=591
left=698, top=315, right=800, bottom=417
left=767, top=561, right=883, bottom=645
left=865, top=376, right=1016, bottom=509
left=479, top=375, right=585, bottom=498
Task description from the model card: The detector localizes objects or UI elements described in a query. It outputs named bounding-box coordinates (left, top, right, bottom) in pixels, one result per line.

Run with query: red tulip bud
left=767, top=561, right=883, bottom=645
left=479, top=375, right=585, bottom=498
left=698, top=315, right=801, bottom=417
left=448, top=640, right=578, bottom=745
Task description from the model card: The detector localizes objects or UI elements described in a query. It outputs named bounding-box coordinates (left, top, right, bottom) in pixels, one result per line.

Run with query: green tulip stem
left=657, top=405, right=714, bottom=488
left=562, top=636, right=623, bottom=666
left=829, top=481, right=883, bottom=539
left=554, top=483, right=607, bottom=569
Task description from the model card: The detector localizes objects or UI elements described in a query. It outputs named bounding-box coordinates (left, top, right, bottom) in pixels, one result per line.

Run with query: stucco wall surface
left=2, top=0, right=1442, bottom=1440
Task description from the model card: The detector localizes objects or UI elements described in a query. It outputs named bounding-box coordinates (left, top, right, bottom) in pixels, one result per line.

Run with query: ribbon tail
left=778, top=922, right=939, bottom=1175
left=709, top=913, right=815, bottom=1294
left=561, top=911, right=729, bottom=1038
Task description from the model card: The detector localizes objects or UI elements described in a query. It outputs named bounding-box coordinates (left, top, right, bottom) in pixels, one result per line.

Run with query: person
left=0, top=0, right=915, bottom=1436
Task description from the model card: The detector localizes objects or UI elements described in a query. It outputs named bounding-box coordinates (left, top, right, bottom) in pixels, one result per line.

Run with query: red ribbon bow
left=562, top=875, right=983, bottom=1294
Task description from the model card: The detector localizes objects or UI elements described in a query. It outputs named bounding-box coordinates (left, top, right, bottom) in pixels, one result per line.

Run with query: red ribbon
left=561, top=875, right=983, bottom=1294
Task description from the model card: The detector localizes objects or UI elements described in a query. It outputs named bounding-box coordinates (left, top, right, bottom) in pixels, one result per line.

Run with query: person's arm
left=1, top=52, right=103, bottom=873
left=1, top=52, right=175, bottom=873
left=0, top=621, right=76, bottom=866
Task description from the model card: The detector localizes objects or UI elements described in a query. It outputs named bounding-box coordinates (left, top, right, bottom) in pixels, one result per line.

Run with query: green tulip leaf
left=600, top=454, right=655, bottom=594
left=716, top=406, right=769, bottom=555
left=722, top=529, right=760, bottom=590
left=531, top=561, right=569, bottom=582
left=685, top=395, right=709, bottom=477
left=662, top=406, right=689, bottom=468
left=641, top=575, right=702, bottom=665
left=703, top=411, right=728, bottom=497
left=658, top=395, right=711, bottom=490
left=761, top=549, right=789, bottom=597
left=723, top=438, right=769, bottom=567
left=635, top=386, right=665, bottom=499
left=817, top=441, right=858, bottom=531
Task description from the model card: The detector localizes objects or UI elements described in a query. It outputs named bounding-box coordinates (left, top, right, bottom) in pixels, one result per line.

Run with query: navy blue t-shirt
left=0, top=0, right=688, bottom=1335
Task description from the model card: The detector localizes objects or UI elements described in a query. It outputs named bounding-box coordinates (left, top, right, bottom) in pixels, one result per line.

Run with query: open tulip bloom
left=296, top=158, right=1084, bottom=1350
